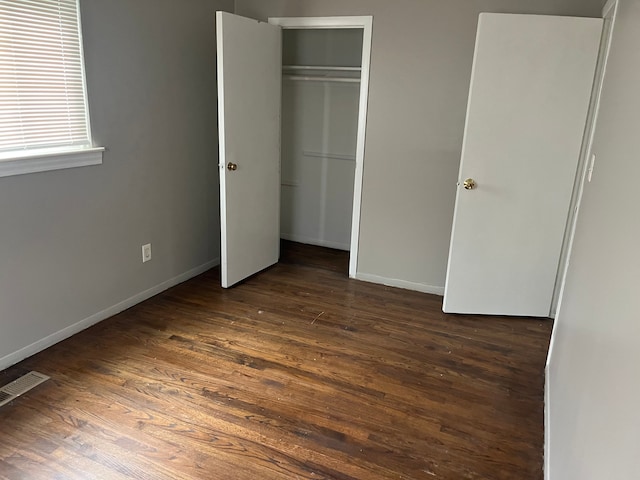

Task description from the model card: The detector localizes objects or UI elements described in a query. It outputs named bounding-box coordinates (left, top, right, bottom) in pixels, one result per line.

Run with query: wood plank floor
left=0, top=241, right=552, bottom=480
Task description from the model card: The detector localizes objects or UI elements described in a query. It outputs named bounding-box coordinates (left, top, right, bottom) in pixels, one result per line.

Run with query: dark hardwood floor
left=0, top=241, right=552, bottom=479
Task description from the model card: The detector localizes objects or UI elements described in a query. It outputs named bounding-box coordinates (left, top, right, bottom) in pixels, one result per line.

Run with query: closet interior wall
left=280, top=29, right=363, bottom=251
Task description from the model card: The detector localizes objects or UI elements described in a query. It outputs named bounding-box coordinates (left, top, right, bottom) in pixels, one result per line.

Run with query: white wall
left=235, top=0, right=604, bottom=294
left=0, top=0, right=234, bottom=370
left=547, top=0, right=640, bottom=477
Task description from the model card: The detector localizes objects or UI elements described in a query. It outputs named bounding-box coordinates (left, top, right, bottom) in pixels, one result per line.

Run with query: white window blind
left=0, top=0, right=92, bottom=154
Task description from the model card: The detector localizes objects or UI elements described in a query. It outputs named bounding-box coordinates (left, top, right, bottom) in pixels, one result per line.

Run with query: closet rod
left=304, top=150, right=356, bottom=162
left=284, top=75, right=361, bottom=84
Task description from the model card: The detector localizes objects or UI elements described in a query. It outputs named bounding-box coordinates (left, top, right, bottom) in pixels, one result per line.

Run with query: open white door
left=216, top=12, right=281, bottom=288
left=443, top=14, right=602, bottom=316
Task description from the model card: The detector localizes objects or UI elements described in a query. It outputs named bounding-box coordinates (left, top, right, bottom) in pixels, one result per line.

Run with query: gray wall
left=236, top=0, right=603, bottom=292
left=282, top=29, right=363, bottom=67
left=547, top=0, right=640, bottom=477
left=0, top=0, right=233, bottom=368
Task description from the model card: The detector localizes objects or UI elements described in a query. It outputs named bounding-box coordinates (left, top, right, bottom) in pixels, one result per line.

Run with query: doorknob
left=463, top=178, right=476, bottom=190
left=227, top=162, right=238, bottom=171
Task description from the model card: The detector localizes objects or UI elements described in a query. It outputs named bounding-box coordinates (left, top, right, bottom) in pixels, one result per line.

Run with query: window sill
left=0, top=146, right=105, bottom=178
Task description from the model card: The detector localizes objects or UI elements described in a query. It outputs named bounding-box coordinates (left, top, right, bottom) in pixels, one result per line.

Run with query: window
left=0, top=0, right=103, bottom=177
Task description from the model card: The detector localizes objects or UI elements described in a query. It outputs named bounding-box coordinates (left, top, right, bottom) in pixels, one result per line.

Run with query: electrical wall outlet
left=142, top=243, right=152, bottom=263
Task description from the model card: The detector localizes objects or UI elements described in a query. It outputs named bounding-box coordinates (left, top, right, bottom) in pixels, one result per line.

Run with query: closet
left=216, top=13, right=372, bottom=287
left=280, top=29, right=364, bottom=252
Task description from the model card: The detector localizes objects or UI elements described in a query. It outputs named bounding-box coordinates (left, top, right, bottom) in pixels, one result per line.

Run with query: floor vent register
left=0, top=371, right=49, bottom=408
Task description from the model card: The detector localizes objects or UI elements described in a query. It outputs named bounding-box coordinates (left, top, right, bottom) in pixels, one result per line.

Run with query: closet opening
left=269, top=17, right=373, bottom=278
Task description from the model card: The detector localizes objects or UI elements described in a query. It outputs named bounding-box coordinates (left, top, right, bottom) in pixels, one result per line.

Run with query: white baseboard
left=355, top=272, right=445, bottom=296
left=0, top=258, right=220, bottom=372
left=281, top=233, right=349, bottom=251
left=544, top=363, right=551, bottom=480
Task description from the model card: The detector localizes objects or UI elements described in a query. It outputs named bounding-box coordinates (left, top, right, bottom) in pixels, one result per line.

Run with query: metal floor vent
left=0, top=371, right=49, bottom=408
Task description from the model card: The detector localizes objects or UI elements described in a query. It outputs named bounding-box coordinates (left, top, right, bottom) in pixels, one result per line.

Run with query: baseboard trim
left=355, top=272, right=444, bottom=296
left=280, top=233, right=350, bottom=251
left=544, top=363, right=551, bottom=480
left=0, top=258, right=220, bottom=372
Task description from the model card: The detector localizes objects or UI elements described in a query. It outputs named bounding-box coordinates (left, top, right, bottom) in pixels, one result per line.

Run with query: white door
left=443, top=14, right=602, bottom=316
left=216, top=12, right=282, bottom=288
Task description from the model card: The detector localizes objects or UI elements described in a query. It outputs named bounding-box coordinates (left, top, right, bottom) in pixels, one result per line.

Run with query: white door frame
left=268, top=16, right=373, bottom=279
left=550, top=0, right=619, bottom=318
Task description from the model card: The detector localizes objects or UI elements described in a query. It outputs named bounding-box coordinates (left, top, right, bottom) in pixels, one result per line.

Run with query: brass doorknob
left=227, top=162, right=238, bottom=171
left=463, top=178, right=476, bottom=190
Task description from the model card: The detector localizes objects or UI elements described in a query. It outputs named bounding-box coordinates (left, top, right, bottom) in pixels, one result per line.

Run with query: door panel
left=443, top=14, right=602, bottom=316
left=216, top=12, right=282, bottom=288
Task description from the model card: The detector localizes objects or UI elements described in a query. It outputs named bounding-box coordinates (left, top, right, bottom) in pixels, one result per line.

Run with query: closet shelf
left=283, top=65, right=361, bottom=84
left=283, top=65, right=361, bottom=72
left=284, top=75, right=360, bottom=84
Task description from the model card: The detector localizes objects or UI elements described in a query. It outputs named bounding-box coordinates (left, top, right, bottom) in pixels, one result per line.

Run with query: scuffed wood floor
left=0, top=241, right=552, bottom=479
